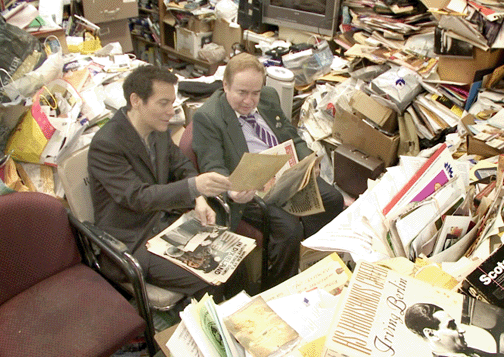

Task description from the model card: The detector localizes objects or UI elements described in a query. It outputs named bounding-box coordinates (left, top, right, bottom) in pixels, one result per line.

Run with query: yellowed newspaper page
left=258, top=139, right=299, bottom=196
left=228, top=153, right=290, bottom=191
left=259, top=252, right=352, bottom=302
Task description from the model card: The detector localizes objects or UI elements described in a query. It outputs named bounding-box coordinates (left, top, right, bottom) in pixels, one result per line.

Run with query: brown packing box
left=437, top=48, right=504, bottom=84
left=332, top=107, right=399, bottom=167
left=98, top=19, right=133, bottom=53
left=31, top=28, right=69, bottom=54
left=82, top=0, right=138, bottom=24
left=213, top=18, right=242, bottom=59
left=187, top=16, right=214, bottom=33
left=154, top=323, right=178, bottom=357
left=461, top=114, right=504, bottom=157
left=350, top=90, right=397, bottom=133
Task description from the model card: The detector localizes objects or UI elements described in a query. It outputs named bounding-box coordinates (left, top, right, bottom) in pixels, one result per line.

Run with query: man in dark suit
left=88, top=65, right=234, bottom=300
left=192, top=53, right=344, bottom=288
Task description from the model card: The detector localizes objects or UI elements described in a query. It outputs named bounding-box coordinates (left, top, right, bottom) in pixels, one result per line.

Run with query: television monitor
left=262, top=0, right=341, bottom=37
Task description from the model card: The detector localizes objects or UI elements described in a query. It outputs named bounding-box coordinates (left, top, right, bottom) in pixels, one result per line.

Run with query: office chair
left=57, top=145, right=185, bottom=355
left=178, top=121, right=271, bottom=291
left=0, top=191, right=146, bottom=357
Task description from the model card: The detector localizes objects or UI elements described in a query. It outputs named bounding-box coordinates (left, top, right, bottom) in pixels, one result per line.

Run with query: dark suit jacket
left=88, top=108, right=197, bottom=252
left=192, top=86, right=312, bottom=229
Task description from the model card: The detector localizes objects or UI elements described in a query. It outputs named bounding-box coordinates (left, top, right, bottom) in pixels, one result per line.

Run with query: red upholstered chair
left=0, top=192, right=147, bottom=357
left=179, top=121, right=270, bottom=291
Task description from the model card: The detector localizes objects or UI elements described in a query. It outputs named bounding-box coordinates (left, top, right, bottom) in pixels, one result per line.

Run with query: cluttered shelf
left=159, top=44, right=220, bottom=74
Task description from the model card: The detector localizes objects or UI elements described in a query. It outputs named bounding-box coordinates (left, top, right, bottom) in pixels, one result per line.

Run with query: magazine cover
left=146, top=212, right=256, bottom=285
left=323, top=261, right=504, bottom=357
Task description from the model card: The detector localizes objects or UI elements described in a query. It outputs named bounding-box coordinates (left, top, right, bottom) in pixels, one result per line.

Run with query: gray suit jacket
left=88, top=108, right=197, bottom=251
left=192, top=86, right=312, bottom=229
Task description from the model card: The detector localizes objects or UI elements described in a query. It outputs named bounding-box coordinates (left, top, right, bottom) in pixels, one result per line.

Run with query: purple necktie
left=241, top=114, right=278, bottom=148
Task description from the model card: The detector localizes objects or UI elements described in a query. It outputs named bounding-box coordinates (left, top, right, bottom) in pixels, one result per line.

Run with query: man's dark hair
left=405, top=303, right=444, bottom=337
left=123, top=65, right=178, bottom=110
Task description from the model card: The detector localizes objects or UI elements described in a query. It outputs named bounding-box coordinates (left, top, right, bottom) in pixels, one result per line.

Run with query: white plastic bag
left=215, top=0, right=238, bottom=22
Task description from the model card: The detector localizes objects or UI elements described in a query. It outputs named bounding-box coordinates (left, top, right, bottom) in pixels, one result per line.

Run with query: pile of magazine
left=165, top=253, right=352, bottom=357
left=304, top=143, right=504, bottom=264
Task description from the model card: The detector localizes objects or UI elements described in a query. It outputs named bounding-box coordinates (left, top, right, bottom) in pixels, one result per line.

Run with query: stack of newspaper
left=146, top=211, right=256, bottom=285
left=229, top=139, right=325, bottom=217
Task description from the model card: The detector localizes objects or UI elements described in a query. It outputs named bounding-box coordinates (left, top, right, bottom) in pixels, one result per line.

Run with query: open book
left=146, top=212, right=256, bottom=285
left=229, top=140, right=325, bottom=216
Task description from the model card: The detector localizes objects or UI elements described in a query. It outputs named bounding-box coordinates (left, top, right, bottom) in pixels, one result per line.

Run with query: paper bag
left=6, top=86, right=56, bottom=164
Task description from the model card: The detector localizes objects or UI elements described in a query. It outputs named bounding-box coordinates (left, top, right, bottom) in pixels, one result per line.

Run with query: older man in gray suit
left=192, top=53, right=344, bottom=288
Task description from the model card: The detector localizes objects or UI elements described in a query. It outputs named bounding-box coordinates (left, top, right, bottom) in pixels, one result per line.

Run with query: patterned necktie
left=240, top=114, right=278, bottom=148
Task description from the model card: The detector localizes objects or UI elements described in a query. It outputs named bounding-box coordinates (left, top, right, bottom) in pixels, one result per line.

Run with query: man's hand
left=194, top=196, right=216, bottom=226
left=228, top=190, right=256, bottom=204
left=195, top=172, right=231, bottom=197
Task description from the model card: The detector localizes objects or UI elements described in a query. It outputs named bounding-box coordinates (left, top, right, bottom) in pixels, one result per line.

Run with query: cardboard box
left=31, top=28, right=69, bottom=54
left=461, top=114, right=504, bottom=157
left=82, top=0, right=138, bottom=24
left=187, top=16, right=214, bottom=33
left=350, top=90, right=397, bottom=133
left=98, top=19, right=133, bottom=53
left=332, top=107, right=400, bottom=167
left=438, top=48, right=504, bottom=84
left=213, top=18, right=242, bottom=59
left=154, top=323, right=178, bottom=357
left=175, top=26, right=213, bottom=59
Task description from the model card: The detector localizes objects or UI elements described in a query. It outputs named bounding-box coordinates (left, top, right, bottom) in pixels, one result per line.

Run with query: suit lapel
left=258, top=99, right=285, bottom=141
left=118, top=110, right=157, bottom=181
left=154, top=132, right=168, bottom=184
left=219, top=95, right=249, bottom=157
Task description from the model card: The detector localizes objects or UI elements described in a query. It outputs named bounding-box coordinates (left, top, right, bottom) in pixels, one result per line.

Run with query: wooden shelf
left=160, top=45, right=219, bottom=74
left=130, top=0, right=220, bottom=75
left=139, top=7, right=157, bottom=14
left=132, top=34, right=158, bottom=46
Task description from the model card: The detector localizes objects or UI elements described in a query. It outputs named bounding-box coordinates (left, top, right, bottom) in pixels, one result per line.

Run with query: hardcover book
left=323, top=261, right=504, bottom=356
left=461, top=244, right=504, bottom=309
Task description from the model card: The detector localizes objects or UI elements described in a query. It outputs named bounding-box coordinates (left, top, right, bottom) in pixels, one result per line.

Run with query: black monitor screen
left=271, top=0, right=326, bottom=15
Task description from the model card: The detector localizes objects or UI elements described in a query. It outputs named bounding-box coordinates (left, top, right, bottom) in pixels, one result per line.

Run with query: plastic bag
left=198, top=43, right=226, bottom=63
left=0, top=17, right=47, bottom=103
left=68, top=31, right=102, bottom=55
left=5, top=79, right=84, bottom=165
left=2, top=36, right=63, bottom=103
left=215, top=0, right=238, bottom=22
left=282, top=38, right=333, bottom=86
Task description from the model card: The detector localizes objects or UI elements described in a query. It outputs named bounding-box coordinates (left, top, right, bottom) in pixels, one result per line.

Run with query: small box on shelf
left=175, top=25, right=212, bottom=59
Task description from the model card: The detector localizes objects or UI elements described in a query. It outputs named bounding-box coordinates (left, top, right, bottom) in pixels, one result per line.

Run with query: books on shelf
left=323, top=260, right=504, bottom=356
